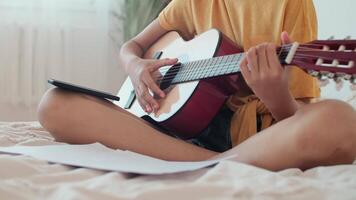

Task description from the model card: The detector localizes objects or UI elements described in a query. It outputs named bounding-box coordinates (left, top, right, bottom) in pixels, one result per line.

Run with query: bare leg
left=220, top=100, right=356, bottom=170
left=37, top=88, right=216, bottom=161
left=38, top=89, right=356, bottom=170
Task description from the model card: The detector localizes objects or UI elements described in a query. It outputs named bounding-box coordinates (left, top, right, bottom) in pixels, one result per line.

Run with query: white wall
left=313, top=0, right=356, bottom=101
left=0, top=0, right=126, bottom=121
left=314, top=0, right=356, bottom=39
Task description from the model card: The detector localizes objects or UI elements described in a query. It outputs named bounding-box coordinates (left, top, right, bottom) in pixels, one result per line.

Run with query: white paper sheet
left=0, top=143, right=235, bottom=174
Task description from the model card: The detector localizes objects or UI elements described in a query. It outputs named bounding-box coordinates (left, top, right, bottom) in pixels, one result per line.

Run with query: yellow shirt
left=158, top=0, right=320, bottom=146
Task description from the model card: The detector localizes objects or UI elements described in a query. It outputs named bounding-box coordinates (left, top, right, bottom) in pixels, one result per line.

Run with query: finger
left=137, top=95, right=150, bottom=113
left=266, top=43, right=283, bottom=72
left=137, top=82, right=160, bottom=113
left=246, top=47, right=259, bottom=75
left=240, top=58, right=251, bottom=83
left=136, top=84, right=151, bottom=113
left=150, top=58, right=179, bottom=72
left=281, top=31, right=292, bottom=45
left=153, top=70, right=163, bottom=83
left=256, top=43, right=269, bottom=71
left=143, top=74, right=165, bottom=98
left=141, top=86, right=160, bottom=112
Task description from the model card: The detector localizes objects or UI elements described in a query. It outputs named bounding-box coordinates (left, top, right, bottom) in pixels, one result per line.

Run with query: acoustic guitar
left=116, top=29, right=356, bottom=139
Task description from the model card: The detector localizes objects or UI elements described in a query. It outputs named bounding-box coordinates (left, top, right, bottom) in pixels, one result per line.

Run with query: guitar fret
left=195, top=61, right=202, bottom=80
left=187, top=61, right=197, bottom=79
left=173, top=64, right=186, bottom=83
left=202, top=61, right=210, bottom=77
left=210, top=57, right=220, bottom=77
left=190, top=60, right=203, bottom=80
left=193, top=59, right=206, bottom=80
left=224, top=55, right=233, bottom=74
left=204, top=57, right=216, bottom=78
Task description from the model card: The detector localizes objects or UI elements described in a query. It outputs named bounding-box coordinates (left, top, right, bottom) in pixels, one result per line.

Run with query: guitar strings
left=152, top=44, right=328, bottom=77
left=156, top=52, right=355, bottom=86
left=149, top=45, right=355, bottom=86
left=154, top=50, right=294, bottom=84
left=153, top=46, right=356, bottom=81
left=151, top=46, right=294, bottom=82
left=150, top=44, right=354, bottom=79
left=155, top=59, right=243, bottom=83
left=153, top=55, right=243, bottom=78
left=151, top=44, right=312, bottom=79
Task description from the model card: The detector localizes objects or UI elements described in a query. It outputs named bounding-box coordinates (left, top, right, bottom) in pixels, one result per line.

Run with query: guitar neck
left=170, top=53, right=244, bottom=84
left=167, top=45, right=293, bottom=85
left=157, top=30, right=356, bottom=89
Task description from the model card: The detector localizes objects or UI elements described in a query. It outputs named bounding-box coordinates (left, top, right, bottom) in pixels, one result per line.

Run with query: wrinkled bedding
left=0, top=121, right=355, bottom=200
left=1, top=85, right=356, bottom=200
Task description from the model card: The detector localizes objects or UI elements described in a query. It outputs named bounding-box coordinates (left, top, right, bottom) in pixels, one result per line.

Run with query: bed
left=0, top=83, right=355, bottom=200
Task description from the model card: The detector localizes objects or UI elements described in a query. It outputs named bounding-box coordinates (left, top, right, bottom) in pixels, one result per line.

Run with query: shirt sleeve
left=283, top=0, right=321, bottom=99
left=158, top=0, right=196, bottom=40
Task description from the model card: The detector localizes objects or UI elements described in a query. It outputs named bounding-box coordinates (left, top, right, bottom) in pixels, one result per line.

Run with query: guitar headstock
left=281, top=38, right=356, bottom=87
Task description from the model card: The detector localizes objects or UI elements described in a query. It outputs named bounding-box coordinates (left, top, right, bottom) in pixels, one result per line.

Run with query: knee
left=294, top=100, right=356, bottom=165
left=296, top=100, right=355, bottom=127
left=296, top=99, right=354, bottom=119
left=37, top=88, right=77, bottom=134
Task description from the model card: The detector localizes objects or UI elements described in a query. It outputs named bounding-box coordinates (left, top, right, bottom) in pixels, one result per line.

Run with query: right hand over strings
left=128, top=58, right=178, bottom=113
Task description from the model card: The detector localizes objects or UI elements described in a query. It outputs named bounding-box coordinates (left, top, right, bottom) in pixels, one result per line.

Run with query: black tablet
left=48, top=79, right=120, bottom=101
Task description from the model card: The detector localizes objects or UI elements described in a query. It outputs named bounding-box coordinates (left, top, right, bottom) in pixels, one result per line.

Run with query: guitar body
left=116, top=29, right=244, bottom=139
left=117, top=29, right=356, bottom=139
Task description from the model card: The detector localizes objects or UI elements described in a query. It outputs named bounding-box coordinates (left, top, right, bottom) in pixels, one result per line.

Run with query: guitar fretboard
left=170, top=53, right=244, bottom=84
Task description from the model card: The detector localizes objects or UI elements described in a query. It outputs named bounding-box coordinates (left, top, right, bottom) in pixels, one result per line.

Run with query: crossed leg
left=38, top=88, right=356, bottom=171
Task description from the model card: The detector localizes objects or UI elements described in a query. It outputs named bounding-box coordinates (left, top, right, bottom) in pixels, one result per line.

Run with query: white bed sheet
left=0, top=121, right=356, bottom=200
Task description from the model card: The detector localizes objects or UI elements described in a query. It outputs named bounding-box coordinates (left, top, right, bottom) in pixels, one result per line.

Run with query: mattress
left=1, top=83, right=355, bottom=199
left=0, top=121, right=355, bottom=200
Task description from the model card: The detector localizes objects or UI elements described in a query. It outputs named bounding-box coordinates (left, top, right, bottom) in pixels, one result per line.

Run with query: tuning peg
left=334, top=72, right=353, bottom=81
left=343, top=74, right=352, bottom=81
left=308, top=70, right=319, bottom=78
left=350, top=77, right=356, bottom=90
left=332, top=73, right=347, bottom=91
left=350, top=84, right=356, bottom=91
left=333, top=73, right=344, bottom=83
left=326, top=72, right=335, bottom=79
left=318, top=78, right=330, bottom=87
left=320, top=71, right=335, bottom=78
left=319, top=71, right=332, bottom=84
left=334, top=78, right=344, bottom=91
left=318, top=71, right=332, bottom=79
left=352, top=75, right=356, bottom=85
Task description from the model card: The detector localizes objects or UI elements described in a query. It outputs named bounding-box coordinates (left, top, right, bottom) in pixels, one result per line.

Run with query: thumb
left=281, top=31, right=292, bottom=45
left=151, top=58, right=178, bottom=71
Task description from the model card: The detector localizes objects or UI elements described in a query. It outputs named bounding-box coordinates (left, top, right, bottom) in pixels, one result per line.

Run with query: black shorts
left=189, top=107, right=234, bottom=152
left=189, top=106, right=262, bottom=152
left=146, top=106, right=260, bottom=153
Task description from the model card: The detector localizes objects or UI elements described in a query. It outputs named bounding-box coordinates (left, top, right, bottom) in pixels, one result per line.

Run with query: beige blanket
left=0, top=121, right=355, bottom=200
left=1, top=84, right=355, bottom=199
